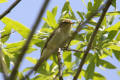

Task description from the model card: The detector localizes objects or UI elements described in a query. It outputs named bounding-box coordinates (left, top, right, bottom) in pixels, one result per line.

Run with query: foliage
left=0, top=0, right=119, bottom=80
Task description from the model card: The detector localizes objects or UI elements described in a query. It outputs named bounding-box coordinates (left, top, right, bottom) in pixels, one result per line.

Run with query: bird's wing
left=41, top=27, right=58, bottom=56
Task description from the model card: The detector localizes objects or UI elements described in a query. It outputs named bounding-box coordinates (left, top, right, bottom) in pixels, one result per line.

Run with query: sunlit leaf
left=52, top=6, right=58, bottom=17
left=63, top=51, right=72, bottom=69
left=0, top=0, right=8, bottom=3
left=26, top=57, right=37, bottom=64
left=113, top=50, right=120, bottom=61
left=108, top=45, right=120, bottom=51
left=1, top=17, right=30, bottom=39
left=1, top=24, right=12, bottom=43
left=105, top=22, right=120, bottom=32
left=43, top=10, right=57, bottom=28
left=116, top=32, right=120, bottom=41
left=93, top=72, right=106, bottom=80
left=99, top=59, right=116, bottom=69
left=85, top=57, right=95, bottom=80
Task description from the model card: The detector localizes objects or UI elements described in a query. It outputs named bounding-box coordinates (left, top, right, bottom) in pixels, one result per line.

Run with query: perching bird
left=41, top=19, right=73, bottom=58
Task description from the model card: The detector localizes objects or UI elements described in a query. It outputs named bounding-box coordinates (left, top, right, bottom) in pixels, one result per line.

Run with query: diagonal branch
left=0, top=43, right=8, bottom=80
left=9, top=0, right=50, bottom=80
left=73, top=0, right=112, bottom=80
left=57, top=48, right=63, bottom=80
left=0, top=0, right=21, bottom=20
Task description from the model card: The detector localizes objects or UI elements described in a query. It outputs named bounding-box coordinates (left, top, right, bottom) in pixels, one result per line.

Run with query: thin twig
left=73, top=0, right=112, bottom=80
left=0, top=0, right=21, bottom=20
left=62, top=48, right=84, bottom=53
left=9, top=0, right=50, bottom=80
left=0, top=43, right=8, bottom=80
left=57, top=48, right=63, bottom=80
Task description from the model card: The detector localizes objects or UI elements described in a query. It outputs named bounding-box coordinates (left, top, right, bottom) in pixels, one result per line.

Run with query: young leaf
left=99, top=59, right=116, bottom=69
left=77, top=11, right=84, bottom=21
left=113, top=50, right=120, bottom=61
left=43, top=10, right=57, bottom=28
left=1, top=17, right=30, bottom=39
left=85, top=58, right=95, bottom=80
left=62, top=1, right=70, bottom=14
left=105, top=22, right=120, bottom=32
left=63, top=51, right=72, bottom=69
left=111, top=0, right=116, bottom=8
left=108, top=45, right=120, bottom=51
left=93, top=72, right=106, bottom=80
left=26, top=57, right=37, bottom=64
left=52, top=6, right=58, bottom=17
left=1, top=24, right=12, bottom=43
left=0, top=0, right=8, bottom=3
left=116, top=32, right=120, bottom=41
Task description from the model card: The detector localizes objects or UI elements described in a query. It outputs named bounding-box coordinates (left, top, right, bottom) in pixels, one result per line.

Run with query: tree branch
left=57, top=48, right=63, bottom=80
left=73, top=0, right=112, bottom=80
left=0, top=43, right=8, bottom=80
left=0, top=0, right=21, bottom=20
left=9, top=0, right=50, bottom=80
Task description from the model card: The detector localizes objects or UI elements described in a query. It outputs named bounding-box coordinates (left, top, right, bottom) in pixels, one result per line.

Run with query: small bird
left=41, top=19, right=73, bottom=58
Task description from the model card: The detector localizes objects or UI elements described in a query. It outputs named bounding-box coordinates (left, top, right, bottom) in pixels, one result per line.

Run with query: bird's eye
left=62, top=22, right=69, bottom=24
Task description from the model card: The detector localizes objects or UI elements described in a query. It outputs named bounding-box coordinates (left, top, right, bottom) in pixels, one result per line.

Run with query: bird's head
left=59, top=19, right=74, bottom=32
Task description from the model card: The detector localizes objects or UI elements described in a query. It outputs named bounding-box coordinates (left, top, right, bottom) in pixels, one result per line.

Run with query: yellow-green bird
left=41, top=19, right=73, bottom=58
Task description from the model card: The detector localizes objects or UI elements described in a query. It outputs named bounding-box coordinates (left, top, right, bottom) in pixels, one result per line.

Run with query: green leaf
left=0, top=0, right=8, bottom=3
left=108, top=45, right=120, bottom=51
left=116, top=32, right=120, bottom=41
left=107, top=31, right=118, bottom=40
left=96, top=11, right=120, bottom=16
left=31, top=74, right=53, bottom=80
left=1, top=17, right=30, bottom=39
left=85, top=63, right=95, bottom=80
left=93, top=72, right=106, bottom=80
left=101, top=16, right=106, bottom=27
left=87, top=1, right=93, bottom=11
left=26, top=57, right=37, bottom=64
left=105, top=22, right=120, bottom=32
left=69, top=5, right=76, bottom=20
left=23, top=67, right=32, bottom=72
left=99, top=59, right=116, bottom=69
left=107, top=16, right=115, bottom=25
left=1, top=24, right=12, bottom=43
left=85, top=57, right=95, bottom=80
left=37, top=62, right=50, bottom=74
left=18, top=72, right=24, bottom=80
left=112, top=0, right=116, bottom=8
left=4, top=54, right=10, bottom=69
left=43, top=10, right=57, bottom=28
left=63, top=51, right=72, bottom=69
left=77, top=11, right=84, bottom=21
left=113, top=50, right=120, bottom=61
left=52, top=6, right=58, bottom=17
left=5, top=40, right=36, bottom=55
left=93, top=0, right=102, bottom=10
left=62, top=1, right=70, bottom=13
